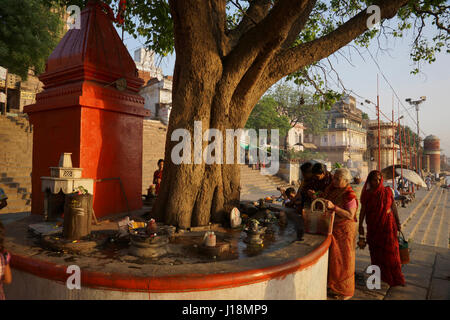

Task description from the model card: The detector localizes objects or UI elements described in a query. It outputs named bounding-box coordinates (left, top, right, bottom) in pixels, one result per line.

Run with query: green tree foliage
left=245, top=95, right=291, bottom=139
left=280, top=149, right=327, bottom=161
left=362, top=112, right=370, bottom=120
left=397, top=124, right=421, bottom=149
left=0, top=0, right=64, bottom=79
left=269, top=82, right=327, bottom=135
left=49, top=0, right=174, bottom=56
left=47, top=1, right=449, bottom=88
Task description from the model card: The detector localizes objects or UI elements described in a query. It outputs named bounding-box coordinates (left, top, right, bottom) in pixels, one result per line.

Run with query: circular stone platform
left=4, top=208, right=331, bottom=300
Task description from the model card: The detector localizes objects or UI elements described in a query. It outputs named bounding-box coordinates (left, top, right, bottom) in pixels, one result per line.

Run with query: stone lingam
left=128, top=223, right=175, bottom=258
left=244, top=219, right=267, bottom=246
left=198, top=231, right=232, bottom=258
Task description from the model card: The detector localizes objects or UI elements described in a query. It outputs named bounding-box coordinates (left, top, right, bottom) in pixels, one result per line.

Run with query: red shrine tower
left=24, top=1, right=149, bottom=218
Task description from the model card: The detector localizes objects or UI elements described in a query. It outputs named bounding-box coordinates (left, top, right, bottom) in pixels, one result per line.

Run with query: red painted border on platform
left=10, top=236, right=331, bottom=293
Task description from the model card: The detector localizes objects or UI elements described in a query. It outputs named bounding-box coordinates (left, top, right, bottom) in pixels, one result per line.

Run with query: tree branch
left=281, top=0, right=318, bottom=49
left=263, top=0, right=411, bottom=84
left=226, top=0, right=314, bottom=121
left=227, top=0, right=272, bottom=47
left=169, top=0, right=228, bottom=60
left=413, top=4, right=450, bottom=33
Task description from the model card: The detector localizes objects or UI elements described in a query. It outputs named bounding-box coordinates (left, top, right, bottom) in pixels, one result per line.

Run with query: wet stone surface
left=5, top=204, right=312, bottom=274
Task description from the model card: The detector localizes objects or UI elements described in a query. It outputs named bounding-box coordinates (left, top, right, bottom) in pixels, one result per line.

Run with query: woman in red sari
left=359, top=170, right=405, bottom=287
left=321, top=168, right=358, bottom=300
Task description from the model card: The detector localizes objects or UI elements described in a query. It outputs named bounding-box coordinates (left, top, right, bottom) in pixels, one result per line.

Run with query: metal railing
left=327, top=123, right=367, bottom=133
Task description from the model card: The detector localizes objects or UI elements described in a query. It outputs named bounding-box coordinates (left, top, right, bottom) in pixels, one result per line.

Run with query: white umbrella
left=396, top=168, right=427, bottom=188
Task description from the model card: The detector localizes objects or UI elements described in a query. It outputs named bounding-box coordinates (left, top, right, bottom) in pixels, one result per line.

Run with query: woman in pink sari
left=321, top=168, right=358, bottom=300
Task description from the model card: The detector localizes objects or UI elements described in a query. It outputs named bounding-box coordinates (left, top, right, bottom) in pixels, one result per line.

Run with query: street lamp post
left=398, top=112, right=404, bottom=188
left=406, top=96, right=426, bottom=173
left=392, top=109, right=395, bottom=191
left=392, top=113, right=404, bottom=191
left=377, top=76, right=381, bottom=171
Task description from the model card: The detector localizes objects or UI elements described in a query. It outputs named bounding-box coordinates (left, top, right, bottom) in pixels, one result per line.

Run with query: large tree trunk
left=152, top=86, right=245, bottom=228
left=152, top=0, right=410, bottom=228
left=152, top=0, right=246, bottom=228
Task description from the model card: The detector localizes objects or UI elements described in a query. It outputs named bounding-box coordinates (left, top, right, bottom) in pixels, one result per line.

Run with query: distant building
left=423, top=135, right=440, bottom=173
left=285, top=123, right=305, bottom=151
left=133, top=48, right=163, bottom=81
left=133, top=48, right=172, bottom=125
left=366, top=120, right=400, bottom=172
left=0, top=67, right=43, bottom=114
left=139, top=76, right=173, bottom=125
left=309, top=95, right=367, bottom=163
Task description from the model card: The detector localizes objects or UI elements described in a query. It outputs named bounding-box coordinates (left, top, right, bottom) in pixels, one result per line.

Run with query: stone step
left=403, top=186, right=441, bottom=242
left=0, top=170, right=33, bottom=178
left=0, top=116, right=34, bottom=201
left=0, top=176, right=31, bottom=185
left=241, top=188, right=278, bottom=194
left=0, top=206, right=31, bottom=214
left=0, top=202, right=31, bottom=214
left=419, top=188, right=445, bottom=246
left=242, top=181, right=287, bottom=188
left=6, top=198, right=31, bottom=207
left=241, top=185, right=279, bottom=191
left=400, top=185, right=437, bottom=229
left=0, top=185, right=31, bottom=196
left=434, top=190, right=449, bottom=248
left=241, top=182, right=278, bottom=189
left=0, top=180, right=32, bottom=189
left=0, top=159, right=32, bottom=165
left=240, top=176, right=287, bottom=184
left=241, top=185, right=283, bottom=192
left=240, top=178, right=273, bottom=185
left=0, top=127, right=32, bottom=134
left=240, top=183, right=274, bottom=190
left=1, top=191, right=31, bottom=201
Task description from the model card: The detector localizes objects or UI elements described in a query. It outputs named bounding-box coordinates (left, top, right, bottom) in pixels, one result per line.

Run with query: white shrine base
left=6, top=249, right=328, bottom=300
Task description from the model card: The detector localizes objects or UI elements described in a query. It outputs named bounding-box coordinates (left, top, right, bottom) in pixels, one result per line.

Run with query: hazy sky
left=120, top=17, right=450, bottom=156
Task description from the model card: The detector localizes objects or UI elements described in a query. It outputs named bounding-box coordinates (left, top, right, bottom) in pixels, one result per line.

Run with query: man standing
left=425, top=176, right=432, bottom=191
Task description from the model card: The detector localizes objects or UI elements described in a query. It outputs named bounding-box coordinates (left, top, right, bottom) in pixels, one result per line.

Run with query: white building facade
left=286, top=123, right=305, bottom=151
left=134, top=48, right=173, bottom=125
left=139, top=76, right=173, bottom=125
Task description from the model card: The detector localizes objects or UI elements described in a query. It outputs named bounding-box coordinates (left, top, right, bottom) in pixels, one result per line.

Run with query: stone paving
left=353, top=242, right=450, bottom=300
left=352, top=184, right=449, bottom=300
left=240, top=179, right=450, bottom=300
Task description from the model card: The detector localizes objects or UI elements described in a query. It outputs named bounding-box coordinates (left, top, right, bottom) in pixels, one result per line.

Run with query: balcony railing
left=327, top=123, right=367, bottom=133
left=320, top=141, right=367, bottom=149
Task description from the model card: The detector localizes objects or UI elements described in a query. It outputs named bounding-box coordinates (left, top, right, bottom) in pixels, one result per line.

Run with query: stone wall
left=277, top=161, right=301, bottom=185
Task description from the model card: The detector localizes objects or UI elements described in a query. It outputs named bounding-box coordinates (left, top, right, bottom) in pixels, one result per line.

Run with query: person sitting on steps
left=278, top=187, right=300, bottom=208
left=153, top=159, right=164, bottom=196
